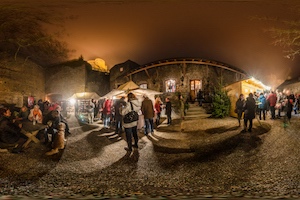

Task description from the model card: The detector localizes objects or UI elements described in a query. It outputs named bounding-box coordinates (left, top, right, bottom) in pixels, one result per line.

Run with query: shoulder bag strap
left=130, top=102, right=134, bottom=111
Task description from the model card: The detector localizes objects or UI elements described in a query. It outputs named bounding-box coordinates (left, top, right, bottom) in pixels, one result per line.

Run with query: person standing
left=258, top=93, right=267, bottom=120
left=141, top=95, right=155, bottom=135
left=113, top=97, right=126, bottom=135
left=197, top=89, right=204, bottom=106
left=102, top=97, right=112, bottom=128
left=276, top=90, right=283, bottom=118
left=235, top=94, right=245, bottom=127
left=165, top=97, right=172, bottom=125
left=286, top=90, right=294, bottom=123
left=93, top=99, right=100, bottom=120
left=86, top=100, right=95, bottom=124
left=154, top=97, right=162, bottom=127
left=243, top=93, right=256, bottom=132
left=179, top=95, right=185, bottom=120
left=121, top=93, right=141, bottom=152
left=267, top=91, right=277, bottom=120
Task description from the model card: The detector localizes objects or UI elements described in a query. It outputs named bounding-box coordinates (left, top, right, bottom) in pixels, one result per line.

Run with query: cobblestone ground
left=0, top=114, right=299, bottom=200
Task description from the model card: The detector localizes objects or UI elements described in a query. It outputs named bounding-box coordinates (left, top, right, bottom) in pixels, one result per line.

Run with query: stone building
left=109, top=58, right=248, bottom=101
left=45, top=59, right=110, bottom=102
left=0, top=57, right=110, bottom=107
left=0, top=56, right=247, bottom=108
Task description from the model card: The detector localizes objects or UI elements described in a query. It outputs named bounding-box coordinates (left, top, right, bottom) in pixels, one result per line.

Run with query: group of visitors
left=102, top=93, right=172, bottom=152
left=0, top=99, right=70, bottom=155
left=235, top=89, right=299, bottom=132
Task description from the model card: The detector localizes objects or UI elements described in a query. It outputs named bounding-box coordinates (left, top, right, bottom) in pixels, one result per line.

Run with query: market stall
left=225, top=77, right=270, bottom=118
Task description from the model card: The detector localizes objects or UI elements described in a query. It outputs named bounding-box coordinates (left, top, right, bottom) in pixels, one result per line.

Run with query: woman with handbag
left=120, top=93, right=141, bottom=152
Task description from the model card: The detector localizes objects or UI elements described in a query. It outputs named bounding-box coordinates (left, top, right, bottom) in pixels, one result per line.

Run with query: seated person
left=15, top=105, right=29, bottom=122
left=56, top=106, right=71, bottom=135
left=0, top=107, right=27, bottom=153
left=42, top=108, right=70, bottom=139
left=45, top=122, right=66, bottom=156
left=28, top=105, right=43, bottom=124
left=42, top=110, right=60, bottom=142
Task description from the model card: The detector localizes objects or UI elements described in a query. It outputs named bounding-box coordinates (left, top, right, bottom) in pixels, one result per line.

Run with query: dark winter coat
left=141, top=98, right=154, bottom=119
left=235, top=98, right=244, bottom=112
left=165, top=102, right=172, bottom=116
left=243, top=97, right=256, bottom=120
left=0, top=116, right=22, bottom=144
left=113, top=98, right=126, bottom=117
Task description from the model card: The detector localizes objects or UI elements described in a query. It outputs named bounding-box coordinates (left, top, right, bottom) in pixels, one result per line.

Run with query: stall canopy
left=100, top=89, right=124, bottom=99
left=101, top=81, right=162, bottom=99
left=69, top=92, right=100, bottom=100
left=117, top=80, right=139, bottom=91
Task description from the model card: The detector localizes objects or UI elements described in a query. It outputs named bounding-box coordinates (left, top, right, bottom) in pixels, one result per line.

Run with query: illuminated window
left=140, top=83, right=147, bottom=89
left=166, top=79, right=176, bottom=92
left=120, top=67, right=123, bottom=72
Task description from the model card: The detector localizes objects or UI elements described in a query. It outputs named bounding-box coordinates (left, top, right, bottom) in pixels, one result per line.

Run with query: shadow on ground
left=193, top=122, right=271, bottom=161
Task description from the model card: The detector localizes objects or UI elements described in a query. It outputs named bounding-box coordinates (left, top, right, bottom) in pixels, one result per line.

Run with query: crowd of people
left=235, top=89, right=300, bottom=132
left=5, top=89, right=297, bottom=155
left=90, top=94, right=172, bottom=152
left=0, top=99, right=70, bottom=155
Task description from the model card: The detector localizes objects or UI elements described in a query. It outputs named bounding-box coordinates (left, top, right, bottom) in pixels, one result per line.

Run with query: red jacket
left=102, top=99, right=112, bottom=114
left=154, top=102, right=161, bottom=113
left=267, top=93, right=277, bottom=107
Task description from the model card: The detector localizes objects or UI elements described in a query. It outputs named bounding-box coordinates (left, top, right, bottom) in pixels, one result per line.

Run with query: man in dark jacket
left=141, top=95, right=154, bottom=135
left=243, top=93, right=256, bottom=132
left=0, top=107, right=27, bottom=153
left=165, top=97, right=172, bottom=125
left=113, top=97, right=126, bottom=135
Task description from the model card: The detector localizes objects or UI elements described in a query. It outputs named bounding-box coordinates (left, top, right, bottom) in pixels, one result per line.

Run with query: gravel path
left=0, top=114, right=299, bottom=199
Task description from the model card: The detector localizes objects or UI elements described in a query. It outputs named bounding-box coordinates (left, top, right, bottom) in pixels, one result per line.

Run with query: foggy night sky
left=2, top=0, right=300, bottom=88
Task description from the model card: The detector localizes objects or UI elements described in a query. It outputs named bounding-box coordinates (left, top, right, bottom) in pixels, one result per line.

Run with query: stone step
left=184, top=114, right=212, bottom=119
left=147, top=133, right=193, bottom=153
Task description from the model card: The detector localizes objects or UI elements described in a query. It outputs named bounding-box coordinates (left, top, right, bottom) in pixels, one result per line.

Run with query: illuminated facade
left=110, top=58, right=248, bottom=101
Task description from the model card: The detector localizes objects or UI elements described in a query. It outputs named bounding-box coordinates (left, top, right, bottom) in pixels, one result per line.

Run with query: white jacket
left=121, top=99, right=141, bottom=128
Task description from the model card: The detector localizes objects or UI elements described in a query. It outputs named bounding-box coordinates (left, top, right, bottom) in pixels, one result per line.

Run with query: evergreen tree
left=211, top=83, right=231, bottom=118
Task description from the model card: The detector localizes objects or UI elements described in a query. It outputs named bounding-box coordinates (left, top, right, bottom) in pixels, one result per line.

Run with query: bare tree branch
left=0, top=4, right=71, bottom=66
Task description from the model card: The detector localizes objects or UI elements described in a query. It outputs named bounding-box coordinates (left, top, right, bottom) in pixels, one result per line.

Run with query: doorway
left=190, top=80, right=202, bottom=102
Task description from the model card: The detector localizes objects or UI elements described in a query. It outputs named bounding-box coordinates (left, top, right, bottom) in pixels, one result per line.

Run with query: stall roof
left=69, top=92, right=100, bottom=100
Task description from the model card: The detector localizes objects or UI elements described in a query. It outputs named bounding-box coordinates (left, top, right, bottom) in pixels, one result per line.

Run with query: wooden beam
left=126, top=59, right=247, bottom=77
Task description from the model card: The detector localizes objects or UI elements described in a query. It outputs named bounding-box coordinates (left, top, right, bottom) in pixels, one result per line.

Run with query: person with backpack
left=120, top=93, right=141, bottom=152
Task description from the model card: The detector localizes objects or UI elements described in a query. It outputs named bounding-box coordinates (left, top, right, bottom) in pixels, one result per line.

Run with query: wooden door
left=190, top=80, right=202, bottom=102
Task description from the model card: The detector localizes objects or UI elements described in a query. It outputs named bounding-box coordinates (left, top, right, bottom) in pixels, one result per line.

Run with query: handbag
left=123, top=102, right=139, bottom=124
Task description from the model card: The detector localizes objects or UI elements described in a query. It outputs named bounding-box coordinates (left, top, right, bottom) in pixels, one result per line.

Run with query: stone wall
left=45, top=62, right=110, bottom=101
left=0, top=57, right=45, bottom=107
left=86, top=67, right=110, bottom=96
left=45, top=64, right=86, bottom=101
